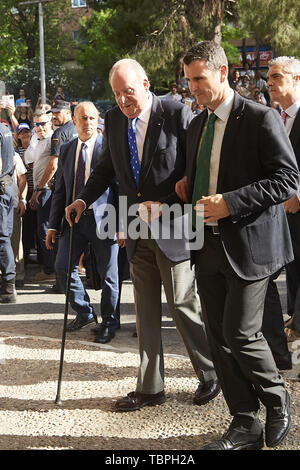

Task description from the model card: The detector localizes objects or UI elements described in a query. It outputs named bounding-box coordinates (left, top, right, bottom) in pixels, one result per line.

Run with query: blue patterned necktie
left=128, top=118, right=140, bottom=186
left=74, top=142, right=87, bottom=198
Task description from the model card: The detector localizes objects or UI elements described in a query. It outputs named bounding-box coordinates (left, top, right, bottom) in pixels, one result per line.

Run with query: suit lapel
left=67, top=138, right=78, bottom=185
left=91, top=135, right=103, bottom=170
left=289, top=108, right=300, bottom=153
left=187, top=110, right=208, bottom=202
left=138, top=95, right=164, bottom=189
left=217, top=92, right=245, bottom=191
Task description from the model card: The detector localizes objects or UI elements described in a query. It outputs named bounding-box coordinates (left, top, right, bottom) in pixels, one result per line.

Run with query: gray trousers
left=195, top=231, right=286, bottom=418
left=130, top=238, right=216, bottom=395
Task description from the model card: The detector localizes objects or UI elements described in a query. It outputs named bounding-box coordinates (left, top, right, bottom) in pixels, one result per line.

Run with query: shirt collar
left=78, top=132, right=97, bottom=150
left=208, top=88, right=234, bottom=122
left=285, top=99, right=300, bottom=118
left=136, top=93, right=153, bottom=124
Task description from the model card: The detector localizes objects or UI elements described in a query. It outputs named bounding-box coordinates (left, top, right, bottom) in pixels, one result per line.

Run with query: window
left=71, top=0, right=87, bottom=7
left=72, top=30, right=85, bottom=45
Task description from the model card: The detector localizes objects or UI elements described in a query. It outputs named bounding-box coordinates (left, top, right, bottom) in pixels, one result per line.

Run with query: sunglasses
left=34, top=121, right=50, bottom=127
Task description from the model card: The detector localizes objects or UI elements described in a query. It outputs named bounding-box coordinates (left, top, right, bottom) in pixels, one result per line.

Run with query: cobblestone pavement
left=0, top=268, right=299, bottom=452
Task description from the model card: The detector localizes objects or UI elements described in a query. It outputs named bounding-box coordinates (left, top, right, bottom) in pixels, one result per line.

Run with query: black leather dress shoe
left=94, top=326, right=116, bottom=344
left=115, top=391, right=166, bottom=411
left=265, top=391, right=291, bottom=447
left=203, top=427, right=264, bottom=450
left=91, top=323, right=120, bottom=333
left=193, top=379, right=221, bottom=405
left=272, top=352, right=292, bottom=370
left=66, top=315, right=97, bottom=332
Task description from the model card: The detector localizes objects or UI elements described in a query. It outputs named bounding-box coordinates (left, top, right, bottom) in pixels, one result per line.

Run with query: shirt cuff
left=76, top=199, right=87, bottom=210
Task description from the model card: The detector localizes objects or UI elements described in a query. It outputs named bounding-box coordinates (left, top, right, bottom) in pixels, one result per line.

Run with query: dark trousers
left=285, top=213, right=300, bottom=332
left=23, top=190, right=38, bottom=261
left=262, top=270, right=290, bottom=356
left=55, top=213, right=119, bottom=327
left=36, top=189, right=57, bottom=274
left=195, top=231, right=286, bottom=418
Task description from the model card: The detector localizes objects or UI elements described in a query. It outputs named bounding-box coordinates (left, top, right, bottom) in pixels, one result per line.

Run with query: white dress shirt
left=208, top=88, right=234, bottom=196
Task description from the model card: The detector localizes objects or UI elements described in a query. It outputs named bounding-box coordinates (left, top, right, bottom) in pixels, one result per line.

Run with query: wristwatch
left=35, top=186, right=43, bottom=192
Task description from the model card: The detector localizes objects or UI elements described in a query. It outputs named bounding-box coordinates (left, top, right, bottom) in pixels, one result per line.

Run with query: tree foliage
left=237, top=0, right=300, bottom=60
left=0, top=0, right=72, bottom=74
left=80, top=0, right=239, bottom=97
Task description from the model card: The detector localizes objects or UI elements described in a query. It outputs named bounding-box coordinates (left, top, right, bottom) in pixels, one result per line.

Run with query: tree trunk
left=207, top=0, right=225, bottom=44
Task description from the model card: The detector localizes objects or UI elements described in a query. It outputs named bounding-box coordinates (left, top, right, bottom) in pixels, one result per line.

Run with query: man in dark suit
left=65, top=58, right=218, bottom=412
left=46, top=102, right=119, bottom=341
left=267, top=57, right=300, bottom=344
left=176, top=42, right=299, bottom=450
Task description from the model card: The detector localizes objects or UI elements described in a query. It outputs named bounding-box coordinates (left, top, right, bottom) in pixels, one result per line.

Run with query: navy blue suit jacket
left=185, top=92, right=300, bottom=281
left=48, top=134, right=117, bottom=233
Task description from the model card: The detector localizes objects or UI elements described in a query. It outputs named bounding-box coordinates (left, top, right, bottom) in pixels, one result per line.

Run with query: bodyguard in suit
left=46, top=102, right=119, bottom=339
left=267, top=56, right=300, bottom=344
left=176, top=42, right=299, bottom=450
left=65, top=58, right=218, bottom=412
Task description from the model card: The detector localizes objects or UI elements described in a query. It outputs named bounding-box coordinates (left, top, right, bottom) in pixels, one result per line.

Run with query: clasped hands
left=175, top=176, right=230, bottom=222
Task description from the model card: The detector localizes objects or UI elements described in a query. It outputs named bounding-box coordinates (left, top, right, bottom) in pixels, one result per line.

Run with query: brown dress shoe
left=193, top=379, right=221, bottom=406
left=115, top=391, right=166, bottom=411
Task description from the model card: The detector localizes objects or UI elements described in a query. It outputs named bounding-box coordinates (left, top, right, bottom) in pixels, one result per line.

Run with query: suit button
left=137, top=192, right=141, bottom=197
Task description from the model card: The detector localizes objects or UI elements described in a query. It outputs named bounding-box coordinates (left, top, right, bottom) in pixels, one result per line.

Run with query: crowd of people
left=0, top=43, right=299, bottom=451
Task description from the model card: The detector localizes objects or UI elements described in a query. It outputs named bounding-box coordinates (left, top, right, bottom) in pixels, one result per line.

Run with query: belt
left=204, top=225, right=220, bottom=235
left=82, top=208, right=94, bottom=216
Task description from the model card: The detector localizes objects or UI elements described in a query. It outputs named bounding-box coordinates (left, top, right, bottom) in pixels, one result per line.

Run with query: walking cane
left=55, top=209, right=77, bottom=405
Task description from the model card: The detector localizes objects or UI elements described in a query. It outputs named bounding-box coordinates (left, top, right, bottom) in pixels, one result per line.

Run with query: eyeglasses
left=34, top=121, right=50, bottom=127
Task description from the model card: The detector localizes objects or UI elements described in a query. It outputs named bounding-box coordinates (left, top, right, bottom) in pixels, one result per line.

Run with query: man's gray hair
left=268, top=56, right=300, bottom=76
left=183, top=41, right=228, bottom=71
left=74, top=101, right=99, bottom=117
left=34, top=107, right=51, bottom=118
left=109, top=58, right=149, bottom=86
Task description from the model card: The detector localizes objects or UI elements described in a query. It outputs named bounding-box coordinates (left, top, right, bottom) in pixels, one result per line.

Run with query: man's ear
left=220, top=65, right=228, bottom=83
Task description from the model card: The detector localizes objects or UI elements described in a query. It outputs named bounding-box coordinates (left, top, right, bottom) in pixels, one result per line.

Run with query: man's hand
left=46, top=229, right=56, bottom=250
left=65, top=200, right=85, bottom=226
left=175, top=176, right=188, bottom=202
left=284, top=195, right=300, bottom=214
left=117, top=231, right=126, bottom=248
left=195, top=194, right=230, bottom=223
left=138, top=201, right=162, bottom=223
left=29, top=190, right=41, bottom=210
left=16, top=200, right=26, bottom=217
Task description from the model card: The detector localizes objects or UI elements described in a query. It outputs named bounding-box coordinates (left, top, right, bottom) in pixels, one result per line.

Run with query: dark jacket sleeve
left=224, top=107, right=300, bottom=221
left=48, top=146, right=68, bottom=230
